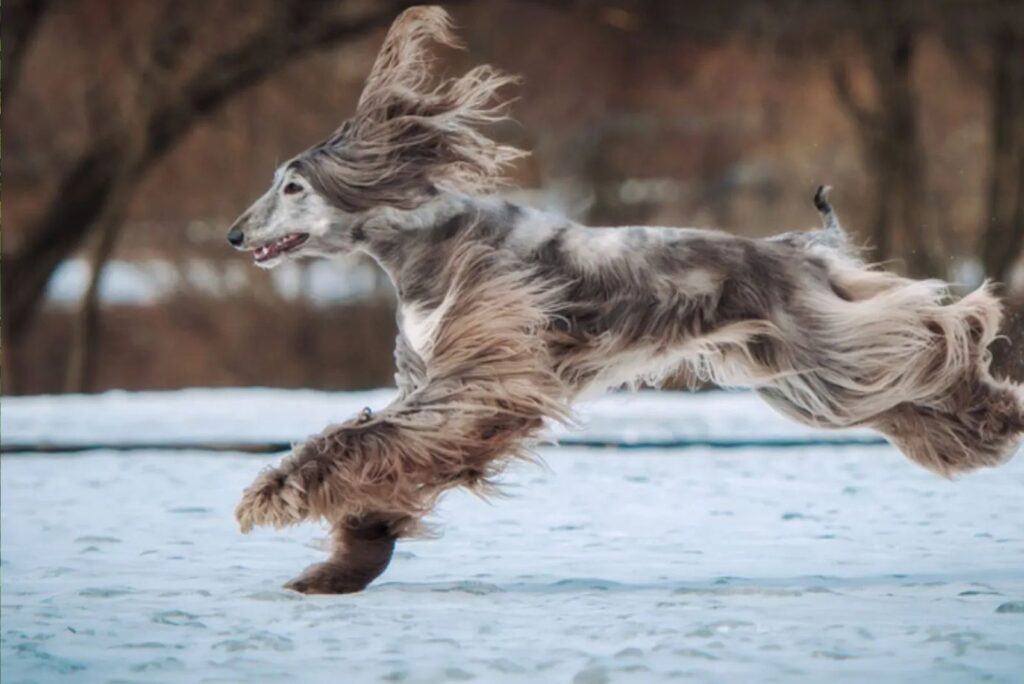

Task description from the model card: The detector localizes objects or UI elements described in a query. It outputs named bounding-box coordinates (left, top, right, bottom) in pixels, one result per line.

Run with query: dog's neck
left=354, top=192, right=546, bottom=305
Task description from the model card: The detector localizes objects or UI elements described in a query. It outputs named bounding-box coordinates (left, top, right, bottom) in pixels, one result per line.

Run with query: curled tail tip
left=813, top=184, right=833, bottom=215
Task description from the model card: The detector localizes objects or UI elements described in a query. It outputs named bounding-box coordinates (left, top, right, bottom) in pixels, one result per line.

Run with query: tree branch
left=1, top=0, right=51, bottom=98
left=2, top=0, right=428, bottom=345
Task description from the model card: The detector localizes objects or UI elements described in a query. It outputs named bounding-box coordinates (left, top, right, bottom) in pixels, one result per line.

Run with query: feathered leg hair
left=235, top=244, right=570, bottom=593
left=750, top=188, right=1024, bottom=475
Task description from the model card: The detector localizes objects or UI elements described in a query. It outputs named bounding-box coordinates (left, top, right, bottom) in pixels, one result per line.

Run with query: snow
left=2, top=391, right=1023, bottom=683
left=1, top=388, right=882, bottom=449
left=44, top=258, right=383, bottom=307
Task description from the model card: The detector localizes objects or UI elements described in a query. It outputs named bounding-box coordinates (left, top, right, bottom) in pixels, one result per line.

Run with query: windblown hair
left=293, top=6, right=523, bottom=211
left=236, top=244, right=567, bottom=534
left=236, top=243, right=571, bottom=593
left=233, top=7, right=1024, bottom=595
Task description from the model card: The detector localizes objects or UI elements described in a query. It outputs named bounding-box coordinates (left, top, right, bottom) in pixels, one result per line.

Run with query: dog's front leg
left=234, top=406, right=377, bottom=534
left=283, top=516, right=402, bottom=595
left=233, top=376, right=560, bottom=592
left=235, top=246, right=571, bottom=592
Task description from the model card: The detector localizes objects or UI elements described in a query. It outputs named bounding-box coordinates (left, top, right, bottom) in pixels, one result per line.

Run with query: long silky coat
left=227, top=7, right=1024, bottom=594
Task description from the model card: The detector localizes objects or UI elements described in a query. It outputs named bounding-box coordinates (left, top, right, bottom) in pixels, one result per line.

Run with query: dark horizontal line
left=0, top=435, right=888, bottom=454
left=560, top=436, right=888, bottom=450
left=0, top=442, right=293, bottom=454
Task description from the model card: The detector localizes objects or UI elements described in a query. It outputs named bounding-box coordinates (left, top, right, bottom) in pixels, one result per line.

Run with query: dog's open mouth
left=253, top=233, right=309, bottom=263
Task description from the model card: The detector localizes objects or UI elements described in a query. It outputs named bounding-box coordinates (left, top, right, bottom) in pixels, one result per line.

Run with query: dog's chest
left=399, top=304, right=444, bottom=360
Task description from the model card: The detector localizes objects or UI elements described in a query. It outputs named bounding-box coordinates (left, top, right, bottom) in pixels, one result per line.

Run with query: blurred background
left=3, top=0, right=1023, bottom=395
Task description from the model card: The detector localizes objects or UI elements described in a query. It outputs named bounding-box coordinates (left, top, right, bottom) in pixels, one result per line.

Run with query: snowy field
left=2, top=390, right=1023, bottom=683
left=1, top=388, right=885, bottom=450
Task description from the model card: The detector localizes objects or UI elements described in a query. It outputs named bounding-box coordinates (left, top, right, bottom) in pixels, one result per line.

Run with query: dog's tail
left=809, top=184, right=858, bottom=256
left=768, top=185, right=856, bottom=257
left=813, top=185, right=842, bottom=235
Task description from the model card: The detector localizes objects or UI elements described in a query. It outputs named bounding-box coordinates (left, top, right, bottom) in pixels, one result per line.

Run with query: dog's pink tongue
left=255, top=245, right=277, bottom=262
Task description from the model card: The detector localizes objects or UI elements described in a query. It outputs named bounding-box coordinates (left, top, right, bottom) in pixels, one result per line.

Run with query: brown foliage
left=3, top=0, right=1023, bottom=395
left=13, top=295, right=398, bottom=393
left=2, top=0, right=430, bottom=346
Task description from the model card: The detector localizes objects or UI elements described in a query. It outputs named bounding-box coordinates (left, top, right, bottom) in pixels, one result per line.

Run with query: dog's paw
left=235, top=467, right=309, bottom=533
left=283, top=562, right=374, bottom=595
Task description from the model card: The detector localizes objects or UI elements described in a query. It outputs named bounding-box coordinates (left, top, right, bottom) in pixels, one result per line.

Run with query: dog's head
left=227, top=6, right=522, bottom=267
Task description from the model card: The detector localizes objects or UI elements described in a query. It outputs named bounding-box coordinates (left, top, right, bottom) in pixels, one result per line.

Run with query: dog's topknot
left=296, top=6, right=525, bottom=212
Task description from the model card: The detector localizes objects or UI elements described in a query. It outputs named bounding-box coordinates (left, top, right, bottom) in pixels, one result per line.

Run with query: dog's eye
left=283, top=182, right=304, bottom=195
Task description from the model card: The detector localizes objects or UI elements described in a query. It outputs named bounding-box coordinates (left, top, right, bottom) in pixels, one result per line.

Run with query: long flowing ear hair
left=297, top=6, right=525, bottom=210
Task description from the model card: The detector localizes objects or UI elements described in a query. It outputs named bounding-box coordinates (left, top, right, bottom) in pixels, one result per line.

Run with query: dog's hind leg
left=283, top=516, right=401, bottom=595
left=748, top=246, right=1023, bottom=474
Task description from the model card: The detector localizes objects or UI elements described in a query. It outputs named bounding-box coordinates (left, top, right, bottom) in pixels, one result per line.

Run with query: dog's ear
left=357, top=6, right=458, bottom=115
left=301, top=6, right=524, bottom=211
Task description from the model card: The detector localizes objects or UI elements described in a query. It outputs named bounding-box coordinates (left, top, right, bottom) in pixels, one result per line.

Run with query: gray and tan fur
left=227, top=7, right=1024, bottom=594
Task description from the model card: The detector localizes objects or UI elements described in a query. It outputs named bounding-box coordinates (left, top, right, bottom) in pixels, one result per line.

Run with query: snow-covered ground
left=44, top=258, right=383, bottom=307
left=1, top=388, right=884, bottom=449
left=2, top=391, right=1023, bottom=683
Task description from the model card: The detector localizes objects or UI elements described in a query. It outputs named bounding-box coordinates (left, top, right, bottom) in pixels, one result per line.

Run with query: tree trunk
left=1, top=0, right=51, bottom=98
left=64, top=213, right=125, bottom=393
left=980, top=27, right=1024, bottom=287
left=1, top=1, right=422, bottom=354
left=832, top=20, right=933, bottom=277
left=3, top=139, right=130, bottom=343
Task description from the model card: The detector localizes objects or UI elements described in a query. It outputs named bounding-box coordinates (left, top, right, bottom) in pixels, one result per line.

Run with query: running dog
left=226, top=6, right=1023, bottom=594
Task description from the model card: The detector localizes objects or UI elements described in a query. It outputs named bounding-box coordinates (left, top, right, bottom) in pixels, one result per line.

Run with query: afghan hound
left=226, top=6, right=1023, bottom=594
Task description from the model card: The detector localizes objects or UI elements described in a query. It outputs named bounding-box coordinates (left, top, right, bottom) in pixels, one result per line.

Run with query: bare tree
left=831, top=12, right=933, bottom=277
left=981, top=26, right=1024, bottom=287
left=63, top=210, right=125, bottom=392
left=1, top=0, right=52, bottom=97
left=2, top=0, right=429, bottom=359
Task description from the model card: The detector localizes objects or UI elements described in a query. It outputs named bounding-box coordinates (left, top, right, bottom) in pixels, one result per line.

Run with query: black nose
left=227, top=226, right=245, bottom=247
